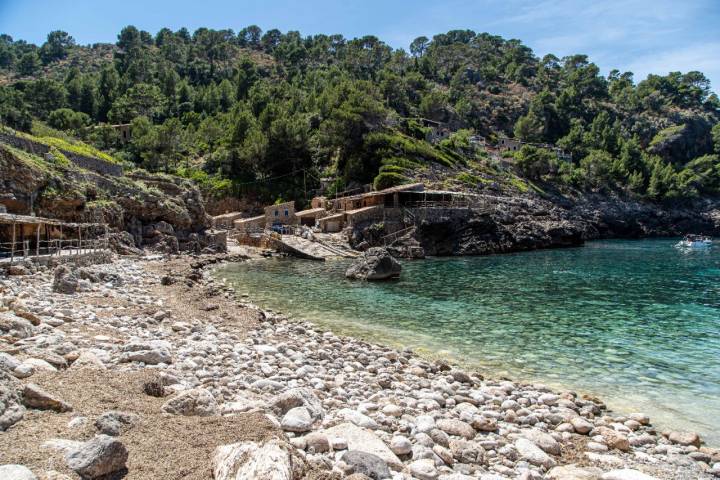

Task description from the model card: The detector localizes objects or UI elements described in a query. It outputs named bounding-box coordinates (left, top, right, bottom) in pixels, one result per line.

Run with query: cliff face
left=351, top=192, right=720, bottom=257
left=0, top=144, right=211, bottom=250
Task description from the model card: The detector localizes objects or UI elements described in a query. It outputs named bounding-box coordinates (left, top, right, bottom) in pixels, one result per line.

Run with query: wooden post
left=20, top=226, right=25, bottom=258
left=59, top=225, right=63, bottom=257
left=10, top=221, right=15, bottom=264
left=36, top=224, right=40, bottom=257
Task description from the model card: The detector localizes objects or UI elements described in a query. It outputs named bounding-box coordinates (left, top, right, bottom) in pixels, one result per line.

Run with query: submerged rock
left=345, top=248, right=402, bottom=281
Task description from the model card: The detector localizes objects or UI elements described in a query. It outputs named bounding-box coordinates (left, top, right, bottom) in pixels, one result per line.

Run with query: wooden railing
left=0, top=238, right=109, bottom=264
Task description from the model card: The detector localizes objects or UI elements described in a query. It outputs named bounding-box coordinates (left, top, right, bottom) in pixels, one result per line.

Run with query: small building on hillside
left=311, top=196, right=327, bottom=209
left=233, top=215, right=265, bottom=234
left=264, top=201, right=296, bottom=227
left=212, top=211, right=244, bottom=230
left=498, top=136, right=521, bottom=152
left=468, top=135, right=485, bottom=146
left=318, top=213, right=345, bottom=233
left=295, top=208, right=327, bottom=227
left=113, top=124, right=132, bottom=143
left=330, top=183, right=425, bottom=212
left=419, top=118, right=451, bottom=143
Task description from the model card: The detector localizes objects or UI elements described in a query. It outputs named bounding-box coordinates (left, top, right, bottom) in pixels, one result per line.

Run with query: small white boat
left=676, top=234, right=713, bottom=249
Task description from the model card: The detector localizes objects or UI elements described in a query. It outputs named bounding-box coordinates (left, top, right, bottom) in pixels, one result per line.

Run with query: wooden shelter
left=0, top=213, right=108, bottom=264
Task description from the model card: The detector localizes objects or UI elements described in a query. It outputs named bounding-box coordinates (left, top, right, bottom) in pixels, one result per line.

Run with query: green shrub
left=457, top=172, right=484, bottom=186
left=514, top=145, right=557, bottom=179
left=373, top=171, right=409, bottom=190
left=47, top=108, right=90, bottom=132
left=379, top=164, right=407, bottom=174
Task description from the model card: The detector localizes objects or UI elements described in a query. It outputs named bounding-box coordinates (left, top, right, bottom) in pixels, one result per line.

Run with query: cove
left=216, top=239, right=720, bottom=445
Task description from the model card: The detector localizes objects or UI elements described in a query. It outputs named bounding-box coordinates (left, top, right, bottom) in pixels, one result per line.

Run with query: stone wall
left=0, top=132, right=123, bottom=177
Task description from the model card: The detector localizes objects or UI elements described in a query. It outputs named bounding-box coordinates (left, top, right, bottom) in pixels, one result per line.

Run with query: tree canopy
left=0, top=25, right=718, bottom=202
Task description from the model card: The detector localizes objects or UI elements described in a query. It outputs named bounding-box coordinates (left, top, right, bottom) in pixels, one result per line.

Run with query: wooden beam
left=10, top=221, right=15, bottom=264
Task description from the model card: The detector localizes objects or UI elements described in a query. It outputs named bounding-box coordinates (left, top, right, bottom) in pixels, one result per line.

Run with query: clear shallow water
left=217, top=239, right=720, bottom=445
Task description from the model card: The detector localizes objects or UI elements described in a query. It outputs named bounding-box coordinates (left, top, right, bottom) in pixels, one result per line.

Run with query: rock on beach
left=345, top=247, right=402, bottom=280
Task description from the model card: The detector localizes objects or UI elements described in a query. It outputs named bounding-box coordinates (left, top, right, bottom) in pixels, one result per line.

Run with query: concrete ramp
left=270, top=235, right=350, bottom=261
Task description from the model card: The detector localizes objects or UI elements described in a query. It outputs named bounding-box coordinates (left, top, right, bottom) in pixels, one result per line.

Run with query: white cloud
left=489, top=0, right=718, bottom=89
left=620, top=42, right=720, bottom=86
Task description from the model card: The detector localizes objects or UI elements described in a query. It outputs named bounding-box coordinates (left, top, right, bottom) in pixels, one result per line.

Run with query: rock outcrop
left=345, top=248, right=402, bottom=280
left=351, top=192, right=720, bottom=257
left=0, top=142, right=213, bottom=253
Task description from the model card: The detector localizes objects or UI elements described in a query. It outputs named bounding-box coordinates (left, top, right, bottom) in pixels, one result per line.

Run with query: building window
left=284, top=210, right=289, bottom=217
left=275, top=211, right=279, bottom=217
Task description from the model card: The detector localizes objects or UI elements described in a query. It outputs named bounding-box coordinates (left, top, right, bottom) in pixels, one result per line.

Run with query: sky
left=1, top=0, right=718, bottom=91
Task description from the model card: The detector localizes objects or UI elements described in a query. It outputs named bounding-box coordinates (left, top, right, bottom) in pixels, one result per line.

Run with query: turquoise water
left=217, top=239, right=720, bottom=445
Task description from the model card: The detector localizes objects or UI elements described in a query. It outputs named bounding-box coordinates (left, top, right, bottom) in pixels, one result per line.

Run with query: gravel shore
left=1, top=253, right=718, bottom=480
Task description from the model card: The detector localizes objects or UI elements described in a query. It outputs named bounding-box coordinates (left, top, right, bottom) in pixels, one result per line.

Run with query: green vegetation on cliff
left=0, top=27, right=718, bottom=202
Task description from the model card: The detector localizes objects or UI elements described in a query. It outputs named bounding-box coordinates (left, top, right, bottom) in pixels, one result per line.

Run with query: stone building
left=498, top=136, right=522, bottom=152
left=264, top=201, right=296, bottom=227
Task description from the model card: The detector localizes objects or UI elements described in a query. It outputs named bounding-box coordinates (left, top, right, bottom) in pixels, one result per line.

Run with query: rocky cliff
left=0, top=143, right=212, bottom=252
left=351, top=192, right=720, bottom=257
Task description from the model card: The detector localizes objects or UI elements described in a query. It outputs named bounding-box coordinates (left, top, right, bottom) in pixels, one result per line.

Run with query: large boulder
left=107, top=231, right=142, bottom=256
left=345, top=248, right=402, bottom=281
left=522, top=428, right=561, bottom=455
left=0, top=312, right=35, bottom=339
left=0, top=379, right=25, bottom=431
left=667, top=431, right=701, bottom=447
left=94, top=411, right=138, bottom=436
left=22, top=383, right=72, bottom=412
left=119, top=340, right=172, bottom=365
left=280, top=406, right=313, bottom=433
left=161, top=387, right=217, bottom=416
left=322, top=423, right=403, bottom=471
left=52, top=266, right=79, bottom=294
left=547, top=465, right=601, bottom=479
left=269, top=388, right=324, bottom=421
left=341, top=451, right=391, bottom=480
left=212, top=439, right=306, bottom=480
left=515, top=438, right=556, bottom=469
left=0, top=465, right=37, bottom=480
left=65, top=435, right=128, bottom=479
left=600, top=470, right=660, bottom=480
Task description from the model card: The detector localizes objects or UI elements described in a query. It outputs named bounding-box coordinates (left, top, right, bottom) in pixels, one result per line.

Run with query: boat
left=675, top=234, right=713, bottom=249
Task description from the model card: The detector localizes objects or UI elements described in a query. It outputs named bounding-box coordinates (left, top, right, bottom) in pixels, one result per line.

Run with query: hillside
left=0, top=125, right=212, bottom=252
left=1, top=26, right=719, bottom=209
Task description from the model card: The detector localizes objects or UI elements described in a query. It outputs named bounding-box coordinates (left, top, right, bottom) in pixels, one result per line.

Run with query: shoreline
left=212, top=252, right=716, bottom=451
left=1, top=252, right=718, bottom=479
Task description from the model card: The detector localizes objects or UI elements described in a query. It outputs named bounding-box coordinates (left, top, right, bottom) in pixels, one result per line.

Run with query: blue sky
left=1, top=0, right=718, bottom=91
